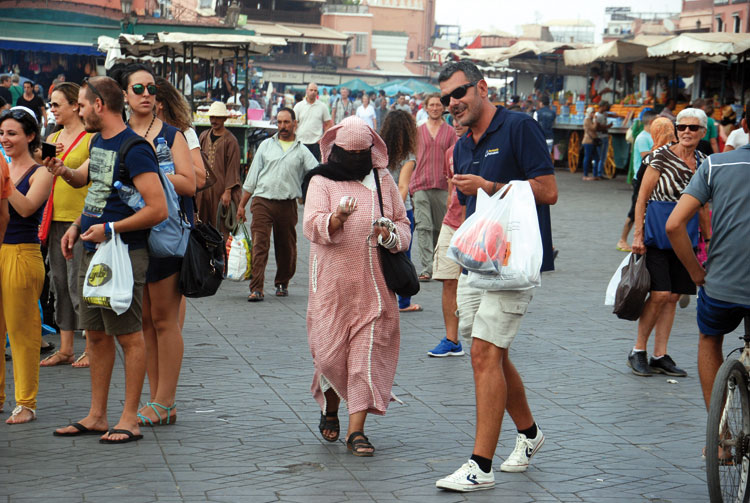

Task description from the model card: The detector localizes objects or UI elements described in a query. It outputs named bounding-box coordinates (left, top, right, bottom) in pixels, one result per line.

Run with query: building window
left=733, top=14, right=741, bottom=33
left=716, top=16, right=724, bottom=31
left=345, top=33, right=368, bottom=55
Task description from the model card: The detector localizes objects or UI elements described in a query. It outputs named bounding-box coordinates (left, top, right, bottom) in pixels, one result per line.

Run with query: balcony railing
left=240, top=7, right=321, bottom=24
left=322, top=4, right=369, bottom=14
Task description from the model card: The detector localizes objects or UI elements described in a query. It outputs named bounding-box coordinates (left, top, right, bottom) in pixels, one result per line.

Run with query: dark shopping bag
left=179, top=221, right=226, bottom=298
left=613, top=253, right=651, bottom=321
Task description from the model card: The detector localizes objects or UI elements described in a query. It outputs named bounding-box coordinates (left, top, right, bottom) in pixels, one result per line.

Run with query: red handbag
left=38, top=131, right=87, bottom=246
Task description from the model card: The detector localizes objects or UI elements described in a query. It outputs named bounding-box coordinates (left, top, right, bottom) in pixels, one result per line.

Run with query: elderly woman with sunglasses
left=628, top=108, right=711, bottom=378
left=112, top=64, right=196, bottom=427
left=0, top=107, right=54, bottom=423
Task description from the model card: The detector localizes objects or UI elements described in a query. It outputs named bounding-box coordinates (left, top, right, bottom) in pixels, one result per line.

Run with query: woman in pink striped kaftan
left=303, top=117, right=411, bottom=456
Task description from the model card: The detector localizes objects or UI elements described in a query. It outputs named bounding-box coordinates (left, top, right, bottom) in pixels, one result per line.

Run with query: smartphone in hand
left=41, top=142, right=57, bottom=160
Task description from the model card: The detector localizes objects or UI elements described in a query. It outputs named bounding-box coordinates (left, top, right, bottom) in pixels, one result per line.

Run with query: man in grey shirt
left=237, top=107, right=319, bottom=301
left=666, top=140, right=750, bottom=414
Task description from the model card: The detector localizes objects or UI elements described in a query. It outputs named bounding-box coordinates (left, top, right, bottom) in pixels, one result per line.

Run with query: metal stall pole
left=741, top=52, right=746, bottom=108
left=189, top=43, right=195, bottom=113
left=671, top=60, right=677, bottom=101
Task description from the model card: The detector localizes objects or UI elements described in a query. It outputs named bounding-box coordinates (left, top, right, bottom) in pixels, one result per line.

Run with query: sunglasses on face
left=131, top=84, right=157, bottom=96
left=440, top=81, right=478, bottom=107
left=676, top=124, right=703, bottom=132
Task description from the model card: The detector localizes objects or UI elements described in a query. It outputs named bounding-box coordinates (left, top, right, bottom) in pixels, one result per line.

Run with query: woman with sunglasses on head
left=0, top=107, right=54, bottom=423
left=39, top=82, right=93, bottom=369
left=628, top=110, right=711, bottom=378
left=112, top=64, right=196, bottom=427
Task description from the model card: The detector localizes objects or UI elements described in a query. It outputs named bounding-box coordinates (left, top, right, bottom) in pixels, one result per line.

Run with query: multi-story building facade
left=712, top=0, right=750, bottom=33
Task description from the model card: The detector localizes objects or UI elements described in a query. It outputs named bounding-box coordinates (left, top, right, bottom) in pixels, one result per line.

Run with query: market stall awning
left=0, top=19, right=112, bottom=55
left=244, top=21, right=350, bottom=46
left=103, top=31, right=287, bottom=63
left=563, top=40, right=649, bottom=66
left=647, top=33, right=750, bottom=58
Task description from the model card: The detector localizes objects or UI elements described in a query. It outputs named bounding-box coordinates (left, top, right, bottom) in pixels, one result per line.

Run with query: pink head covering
left=319, top=116, right=389, bottom=170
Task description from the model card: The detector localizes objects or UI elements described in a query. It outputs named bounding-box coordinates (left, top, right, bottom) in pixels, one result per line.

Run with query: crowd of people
left=0, top=56, right=748, bottom=496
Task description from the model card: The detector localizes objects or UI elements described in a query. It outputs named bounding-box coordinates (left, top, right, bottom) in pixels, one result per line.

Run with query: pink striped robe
left=303, top=169, right=411, bottom=415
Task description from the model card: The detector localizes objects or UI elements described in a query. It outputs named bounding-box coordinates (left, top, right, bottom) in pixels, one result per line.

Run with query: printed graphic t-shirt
left=81, top=128, right=159, bottom=252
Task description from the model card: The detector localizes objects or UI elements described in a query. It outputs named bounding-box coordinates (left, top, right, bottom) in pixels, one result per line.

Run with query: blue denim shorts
left=697, top=287, right=750, bottom=337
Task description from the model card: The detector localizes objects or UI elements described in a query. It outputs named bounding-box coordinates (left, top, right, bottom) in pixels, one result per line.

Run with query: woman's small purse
left=372, top=169, right=420, bottom=298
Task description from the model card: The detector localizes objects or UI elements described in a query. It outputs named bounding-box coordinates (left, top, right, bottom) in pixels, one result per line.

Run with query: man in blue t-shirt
left=533, top=95, right=556, bottom=154
left=666, top=140, right=750, bottom=416
left=435, top=61, right=558, bottom=493
left=44, top=76, right=167, bottom=444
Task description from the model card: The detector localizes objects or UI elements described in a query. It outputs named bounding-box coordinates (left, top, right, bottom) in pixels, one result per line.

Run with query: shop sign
left=263, top=70, right=304, bottom=84
left=305, top=73, right=341, bottom=85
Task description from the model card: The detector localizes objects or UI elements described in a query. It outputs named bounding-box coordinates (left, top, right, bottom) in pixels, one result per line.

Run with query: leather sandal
left=346, top=431, right=375, bottom=457
left=40, top=351, right=74, bottom=366
left=318, top=412, right=339, bottom=442
left=72, top=352, right=90, bottom=368
left=247, top=291, right=264, bottom=302
left=7, top=405, right=36, bottom=424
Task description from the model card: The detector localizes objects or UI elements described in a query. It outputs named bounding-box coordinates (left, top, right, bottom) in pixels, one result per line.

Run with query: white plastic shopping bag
left=226, top=224, right=252, bottom=281
left=465, top=180, right=543, bottom=291
left=82, top=232, right=133, bottom=315
left=447, top=186, right=509, bottom=274
left=604, top=252, right=632, bottom=306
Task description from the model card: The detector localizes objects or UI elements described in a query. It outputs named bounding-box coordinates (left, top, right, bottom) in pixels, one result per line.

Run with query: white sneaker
left=435, top=459, right=495, bottom=492
left=500, top=428, right=545, bottom=473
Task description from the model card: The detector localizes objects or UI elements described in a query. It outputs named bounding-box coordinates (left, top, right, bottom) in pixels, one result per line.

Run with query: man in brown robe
left=197, top=101, right=241, bottom=238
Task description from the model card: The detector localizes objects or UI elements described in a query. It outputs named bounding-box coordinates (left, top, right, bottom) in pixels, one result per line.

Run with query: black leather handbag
left=179, top=219, right=226, bottom=298
left=372, top=169, right=420, bottom=298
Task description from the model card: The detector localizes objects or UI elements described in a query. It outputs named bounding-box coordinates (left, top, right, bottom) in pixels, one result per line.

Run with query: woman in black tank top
left=0, top=106, right=54, bottom=424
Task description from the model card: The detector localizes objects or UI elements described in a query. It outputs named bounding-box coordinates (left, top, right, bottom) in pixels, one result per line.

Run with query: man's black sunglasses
left=83, top=77, right=105, bottom=105
left=676, top=124, right=703, bottom=132
left=440, top=81, right=478, bottom=107
left=131, top=83, right=157, bottom=96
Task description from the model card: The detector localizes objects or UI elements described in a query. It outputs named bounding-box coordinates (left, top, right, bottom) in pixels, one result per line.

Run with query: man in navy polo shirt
left=435, top=61, right=558, bottom=493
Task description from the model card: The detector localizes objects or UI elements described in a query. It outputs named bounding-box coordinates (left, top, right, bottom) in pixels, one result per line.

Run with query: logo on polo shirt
left=485, top=148, right=499, bottom=158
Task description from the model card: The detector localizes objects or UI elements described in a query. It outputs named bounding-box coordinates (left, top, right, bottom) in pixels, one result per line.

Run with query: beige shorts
left=456, top=274, right=534, bottom=348
left=431, top=224, right=461, bottom=281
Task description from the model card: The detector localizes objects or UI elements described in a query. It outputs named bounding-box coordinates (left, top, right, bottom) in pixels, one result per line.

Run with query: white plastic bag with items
left=447, top=186, right=509, bottom=274
left=604, top=252, right=632, bottom=306
left=465, top=180, right=543, bottom=291
left=226, top=224, right=252, bottom=281
left=82, top=232, right=133, bottom=315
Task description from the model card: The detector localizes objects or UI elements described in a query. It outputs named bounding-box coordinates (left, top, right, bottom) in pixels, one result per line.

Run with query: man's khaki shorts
left=78, top=247, right=149, bottom=336
left=456, top=274, right=534, bottom=348
left=432, top=224, right=461, bottom=281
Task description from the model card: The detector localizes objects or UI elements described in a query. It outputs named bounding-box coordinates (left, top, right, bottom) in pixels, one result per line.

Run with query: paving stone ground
left=1, top=169, right=732, bottom=502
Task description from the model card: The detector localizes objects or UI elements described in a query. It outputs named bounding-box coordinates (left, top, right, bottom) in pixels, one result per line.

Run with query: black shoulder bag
left=178, top=197, right=226, bottom=298
left=372, top=169, right=420, bottom=298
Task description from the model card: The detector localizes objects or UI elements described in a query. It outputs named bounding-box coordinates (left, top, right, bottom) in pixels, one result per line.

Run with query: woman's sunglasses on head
left=131, top=84, right=157, bottom=96
left=440, top=82, right=478, bottom=107
left=676, top=124, right=703, bottom=132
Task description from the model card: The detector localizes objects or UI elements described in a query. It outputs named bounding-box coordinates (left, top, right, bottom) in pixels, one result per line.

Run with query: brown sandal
left=72, top=352, right=90, bottom=368
left=40, top=351, right=74, bottom=367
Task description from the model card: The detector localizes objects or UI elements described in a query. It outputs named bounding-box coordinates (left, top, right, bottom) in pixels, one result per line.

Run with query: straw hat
left=319, top=116, right=388, bottom=170
left=207, top=101, right=229, bottom=118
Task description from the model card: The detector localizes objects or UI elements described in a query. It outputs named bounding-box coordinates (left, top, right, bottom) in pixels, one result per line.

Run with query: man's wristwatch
left=103, top=222, right=112, bottom=239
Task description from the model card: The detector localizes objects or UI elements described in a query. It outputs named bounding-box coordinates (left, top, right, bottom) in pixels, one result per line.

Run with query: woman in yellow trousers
left=0, top=106, right=53, bottom=423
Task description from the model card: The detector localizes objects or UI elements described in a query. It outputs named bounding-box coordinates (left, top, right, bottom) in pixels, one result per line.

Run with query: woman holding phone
left=39, top=82, right=93, bottom=368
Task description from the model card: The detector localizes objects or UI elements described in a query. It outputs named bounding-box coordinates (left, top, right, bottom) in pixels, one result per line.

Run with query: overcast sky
left=435, top=0, right=683, bottom=41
